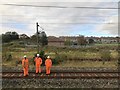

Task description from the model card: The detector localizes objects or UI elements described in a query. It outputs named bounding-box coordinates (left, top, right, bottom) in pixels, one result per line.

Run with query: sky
left=0, top=0, right=119, bottom=37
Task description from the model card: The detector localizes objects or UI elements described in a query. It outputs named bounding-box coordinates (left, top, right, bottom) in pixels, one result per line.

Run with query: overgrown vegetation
left=2, top=32, right=19, bottom=43
left=100, top=50, right=111, bottom=64
left=2, top=41, right=118, bottom=68
left=30, top=31, right=48, bottom=47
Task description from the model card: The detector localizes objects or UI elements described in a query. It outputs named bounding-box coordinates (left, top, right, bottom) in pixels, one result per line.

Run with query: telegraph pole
left=36, top=22, right=39, bottom=53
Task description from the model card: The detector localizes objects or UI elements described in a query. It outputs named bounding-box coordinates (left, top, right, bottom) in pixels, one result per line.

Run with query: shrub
left=52, top=53, right=67, bottom=65
left=4, top=54, right=12, bottom=61
left=52, top=55, right=60, bottom=65
left=118, top=55, right=120, bottom=65
left=19, top=41, right=24, bottom=45
left=2, top=53, right=13, bottom=61
left=100, top=50, right=111, bottom=64
left=15, top=60, right=22, bottom=66
left=39, top=50, right=47, bottom=66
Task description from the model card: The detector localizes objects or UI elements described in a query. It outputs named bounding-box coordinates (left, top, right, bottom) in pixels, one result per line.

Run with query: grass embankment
left=59, top=61, right=117, bottom=68
left=2, top=41, right=119, bottom=68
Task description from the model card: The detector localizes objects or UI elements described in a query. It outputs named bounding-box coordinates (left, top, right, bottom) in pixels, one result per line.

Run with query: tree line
left=2, top=32, right=19, bottom=43
left=1, top=31, right=95, bottom=46
left=1, top=31, right=48, bottom=46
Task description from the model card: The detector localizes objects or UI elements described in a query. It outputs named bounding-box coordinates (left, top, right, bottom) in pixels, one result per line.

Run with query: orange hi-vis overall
left=45, top=59, right=52, bottom=75
left=34, top=57, right=42, bottom=73
left=22, top=58, right=29, bottom=76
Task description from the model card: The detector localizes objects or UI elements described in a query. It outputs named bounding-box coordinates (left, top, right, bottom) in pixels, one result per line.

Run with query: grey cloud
left=96, top=16, right=118, bottom=35
left=1, top=2, right=118, bottom=36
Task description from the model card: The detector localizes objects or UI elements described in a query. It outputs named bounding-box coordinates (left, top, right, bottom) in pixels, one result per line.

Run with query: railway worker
left=45, top=56, right=52, bottom=75
left=22, top=55, right=29, bottom=77
left=34, top=54, right=42, bottom=74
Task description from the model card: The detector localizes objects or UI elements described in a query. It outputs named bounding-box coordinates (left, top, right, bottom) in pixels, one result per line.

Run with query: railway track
left=2, top=71, right=120, bottom=79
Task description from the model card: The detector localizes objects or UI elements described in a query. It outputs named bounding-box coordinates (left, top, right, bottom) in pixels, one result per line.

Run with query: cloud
left=96, top=16, right=118, bottom=36
left=0, top=0, right=119, bottom=3
left=0, top=1, right=119, bottom=37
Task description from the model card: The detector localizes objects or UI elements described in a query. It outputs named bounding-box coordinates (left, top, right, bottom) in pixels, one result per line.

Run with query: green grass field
left=59, top=61, right=118, bottom=68
left=2, top=41, right=119, bottom=68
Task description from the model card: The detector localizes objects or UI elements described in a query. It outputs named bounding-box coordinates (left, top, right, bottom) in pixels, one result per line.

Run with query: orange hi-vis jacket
left=45, top=59, right=52, bottom=67
left=22, top=58, right=29, bottom=68
left=34, top=57, right=42, bottom=66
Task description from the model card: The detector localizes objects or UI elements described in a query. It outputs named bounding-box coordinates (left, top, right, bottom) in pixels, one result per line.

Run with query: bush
left=52, top=53, right=67, bottom=65
left=101, top=50, right=111, bottom=60
left=15, top=60, right=22, bottom=66
left=3, top=53, right=13, bottom=61
left=39, top=50, right=47, bottom=66
left=28, top=57, right=34, bottom=66
left=100, top=50, right=111, bottom=64
left=19, top=41, right=24, bottom=45
left=52, top=56, right=60, bottom=65
left=118, top=55, right=120, bottom=65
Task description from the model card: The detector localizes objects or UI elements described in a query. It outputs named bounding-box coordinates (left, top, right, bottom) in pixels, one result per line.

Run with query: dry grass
left=3, top=60, right=118, bottom=69
left=2, top=43, right=119, bottom=68
left=58, top=60, right=118, bottom=69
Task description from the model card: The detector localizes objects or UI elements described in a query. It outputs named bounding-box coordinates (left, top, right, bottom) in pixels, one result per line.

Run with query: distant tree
left=30, top=35, right=37, bottom=43
left=2, top=31, right=19, bottom=43
left=39, top=31, right=48, bottom=47
left=30, top=31, right=48, bottom=47
left=2, top=34, right=10, bottom=42
left=11, top=32, right=19, bottom=40
left=88, top=39, right=94, bottom=44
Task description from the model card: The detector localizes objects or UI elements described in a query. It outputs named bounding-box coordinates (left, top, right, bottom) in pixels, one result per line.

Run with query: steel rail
left=2, top=71, right=120, bottom=79
left=2, top=70, right=120, bottom=73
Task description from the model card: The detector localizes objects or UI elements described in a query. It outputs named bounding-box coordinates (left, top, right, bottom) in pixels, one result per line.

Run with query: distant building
left=85, top=36, right=101, bottom=44
left=101, top=37, right=118, bottom=44
left=60, top=36, right=78, bottom=42
left=48, top=36, right=119, bottom=46
left=19, top=34, right=29, bottom=39
left=59, top=35, right=85, bottom=45
left=48, top=36, right=64, bottom=47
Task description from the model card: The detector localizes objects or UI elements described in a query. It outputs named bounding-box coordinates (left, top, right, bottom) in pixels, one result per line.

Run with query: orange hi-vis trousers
left=36, top=64, right=41, bottom=73
left=23, top=67, right=28, bottom=76
left=22, top=58, right=29, bottom=76
left=34, top=57, right=42, bottom=74
left=45, top=59, right=52, bottom=75
left=46, top=66, right=51, bottom=74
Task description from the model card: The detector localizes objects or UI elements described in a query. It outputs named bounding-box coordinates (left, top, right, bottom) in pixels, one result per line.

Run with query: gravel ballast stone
left=2, top=66, right=119, bottom=88
left=2, top=78, right=118, bottom=88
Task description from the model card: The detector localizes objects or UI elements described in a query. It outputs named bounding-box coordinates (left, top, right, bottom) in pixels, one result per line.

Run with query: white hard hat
left=24, top=55, right=26, bottom=58
left=37, top=54, right=39, bottom=57
left=47, top=56, right=50, bottom=58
